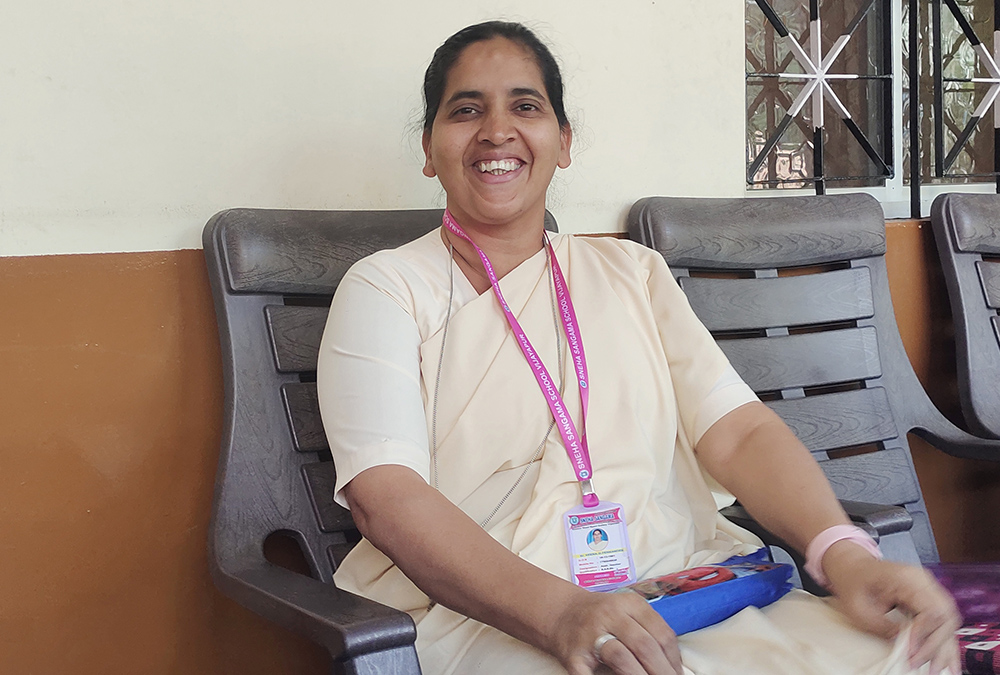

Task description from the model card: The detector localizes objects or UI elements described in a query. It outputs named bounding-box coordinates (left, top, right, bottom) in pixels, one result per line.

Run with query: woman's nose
left=478, top=109, right=515, bottom=145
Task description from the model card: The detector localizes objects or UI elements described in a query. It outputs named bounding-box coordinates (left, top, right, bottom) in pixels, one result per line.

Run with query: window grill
left=747, top=0, right=1000, bottom=215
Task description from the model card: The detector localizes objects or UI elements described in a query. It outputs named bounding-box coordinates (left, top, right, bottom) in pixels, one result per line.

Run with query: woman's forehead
left=443, top=38, right=546, bottom=98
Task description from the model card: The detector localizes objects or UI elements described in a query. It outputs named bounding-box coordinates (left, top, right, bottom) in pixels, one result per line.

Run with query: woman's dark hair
left=422, top=21, right=570, bottom=132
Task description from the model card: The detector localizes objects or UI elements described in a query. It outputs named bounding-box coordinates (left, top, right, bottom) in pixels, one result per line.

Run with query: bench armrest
left=213, top=561, right=418, bottom=666
left=912, top=411, right=1000, bottom=460
left=836, top=500, right=914, bottom=538
left=720, top=500, right=913, bottom=595
left=903, top=379, right=1000, bottom=459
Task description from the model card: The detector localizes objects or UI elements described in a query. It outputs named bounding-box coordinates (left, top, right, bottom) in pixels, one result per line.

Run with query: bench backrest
left=628, top=193, right=940, bottom=563
left=203, top=207, right=558, bottom=582
left=203, top=208, right=443, bottom=583
left=930, top=193, right=1000, bottom=439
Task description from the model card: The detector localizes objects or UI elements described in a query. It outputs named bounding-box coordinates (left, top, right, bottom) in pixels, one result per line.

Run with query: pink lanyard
left=443, top=210, right=599, bottom=508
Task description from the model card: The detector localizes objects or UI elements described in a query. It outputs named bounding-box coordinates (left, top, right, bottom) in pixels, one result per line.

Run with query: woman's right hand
left=549, top=588, right=682, bottom=675
left=822, top=542, right=960, bottom=674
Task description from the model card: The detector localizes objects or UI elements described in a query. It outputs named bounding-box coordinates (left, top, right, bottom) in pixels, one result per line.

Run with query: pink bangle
left=804, top=524, right=882, bottom=588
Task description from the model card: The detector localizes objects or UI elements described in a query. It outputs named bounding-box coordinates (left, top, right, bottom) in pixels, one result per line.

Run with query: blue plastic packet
left=614, top=549, right=793, bottom=635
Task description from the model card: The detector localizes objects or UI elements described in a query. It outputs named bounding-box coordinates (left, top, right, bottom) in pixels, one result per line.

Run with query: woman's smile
left=475, top=158, right=524, bottom=177
left=471, top=156, right=526, bottom=185
left=477, top=159, right=522, bottom=174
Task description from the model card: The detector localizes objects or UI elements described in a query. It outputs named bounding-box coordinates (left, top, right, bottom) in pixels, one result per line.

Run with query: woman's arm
left=694, top=402, right=846, bottom=553
left=695, top=401, right=960, bottom=674
left=344, top=464, right=681, bottom=675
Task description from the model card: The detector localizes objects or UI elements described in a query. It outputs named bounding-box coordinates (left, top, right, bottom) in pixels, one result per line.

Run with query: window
left=746, top=0, right=1000, bottom=217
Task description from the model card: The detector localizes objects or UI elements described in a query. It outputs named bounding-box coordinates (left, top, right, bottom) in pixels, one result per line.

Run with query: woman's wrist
left=804, top=524, right=882, bottom=588
left=483, top=566, right=587, bottom=654
left=535, top=580, right=592, bottom=644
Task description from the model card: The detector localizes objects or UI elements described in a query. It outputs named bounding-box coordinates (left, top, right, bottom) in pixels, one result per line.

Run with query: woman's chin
left=449, top=198, right=545, bottom=231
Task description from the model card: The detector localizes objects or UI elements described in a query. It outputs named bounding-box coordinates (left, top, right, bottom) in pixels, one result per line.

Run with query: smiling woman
left=316, top=20, right=960, bottom=675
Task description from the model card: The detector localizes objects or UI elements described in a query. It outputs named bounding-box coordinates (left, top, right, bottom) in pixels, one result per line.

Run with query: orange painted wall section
left=0, top=224, right=997, bottom=674
left=0, top=251, right=327, bottom=674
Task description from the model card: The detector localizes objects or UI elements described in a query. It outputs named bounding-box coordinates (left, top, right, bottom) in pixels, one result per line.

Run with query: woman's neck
left=442, top=213, right=547, bottom=295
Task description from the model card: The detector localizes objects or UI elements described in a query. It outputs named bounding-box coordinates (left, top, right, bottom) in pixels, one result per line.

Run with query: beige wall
left=0, top=1, right=746, bottom=256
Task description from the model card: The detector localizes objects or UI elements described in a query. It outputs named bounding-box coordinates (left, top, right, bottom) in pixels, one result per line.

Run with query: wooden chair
left=930, top=193, right=1000, bottom=440
left=202, top=207, right=558, bottom=674
left=627, top=193, right=1000, bottom=589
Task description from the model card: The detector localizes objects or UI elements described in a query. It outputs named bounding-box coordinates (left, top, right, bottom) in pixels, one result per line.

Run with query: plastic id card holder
left=564, top=501, right=636, bottom=591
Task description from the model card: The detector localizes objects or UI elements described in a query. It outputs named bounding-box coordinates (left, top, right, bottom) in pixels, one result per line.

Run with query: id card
left=564, top=501, right=636, bottom=591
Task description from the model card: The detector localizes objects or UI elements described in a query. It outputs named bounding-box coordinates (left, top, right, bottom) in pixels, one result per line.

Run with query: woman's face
left=422, top=37, right=572, bottom=231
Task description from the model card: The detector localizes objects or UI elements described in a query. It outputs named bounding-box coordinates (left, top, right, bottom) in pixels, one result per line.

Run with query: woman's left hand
left=822, top=541, right=961, bottom=674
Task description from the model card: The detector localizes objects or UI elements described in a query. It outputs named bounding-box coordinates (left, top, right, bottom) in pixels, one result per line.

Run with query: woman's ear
left=557, top=126, right=572, bottom=169
left=422, top=130, right=437, bottom=178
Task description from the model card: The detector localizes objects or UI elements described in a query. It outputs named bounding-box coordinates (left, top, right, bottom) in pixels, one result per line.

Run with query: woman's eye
left=452, top=106, right=478, bottom=117
left=516, top=103, right=540, bottom=112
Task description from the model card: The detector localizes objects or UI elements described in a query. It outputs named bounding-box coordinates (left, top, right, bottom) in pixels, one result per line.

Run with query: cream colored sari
left=320, top=230, right=928, bottom=675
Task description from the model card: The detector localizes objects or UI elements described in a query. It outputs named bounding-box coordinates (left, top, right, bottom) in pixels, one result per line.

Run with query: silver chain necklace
left=431, top=237, right=565, bottom=530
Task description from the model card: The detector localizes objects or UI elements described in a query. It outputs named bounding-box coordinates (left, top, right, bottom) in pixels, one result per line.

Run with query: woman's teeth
left=477, top=159, right=521, bottom=174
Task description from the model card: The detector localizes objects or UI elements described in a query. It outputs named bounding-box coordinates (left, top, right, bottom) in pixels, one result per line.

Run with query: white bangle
left=804, top=524, right=882, bottom=588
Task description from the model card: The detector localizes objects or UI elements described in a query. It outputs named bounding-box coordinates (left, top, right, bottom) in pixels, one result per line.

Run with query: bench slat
left=282, top=383, right=328, bottom=452
left=302, top=462, right=355, bottom=533
left=266, top=305, right=328, bottom=372
left=681, top=268, right=874, bottom=332
left=767, top=388, right=898, bottom=453
left=978, top=261, right=1000, bottom=309
left=719, top=327, right=881, bottom=393
left=821, top=448, right=921, bottom=506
